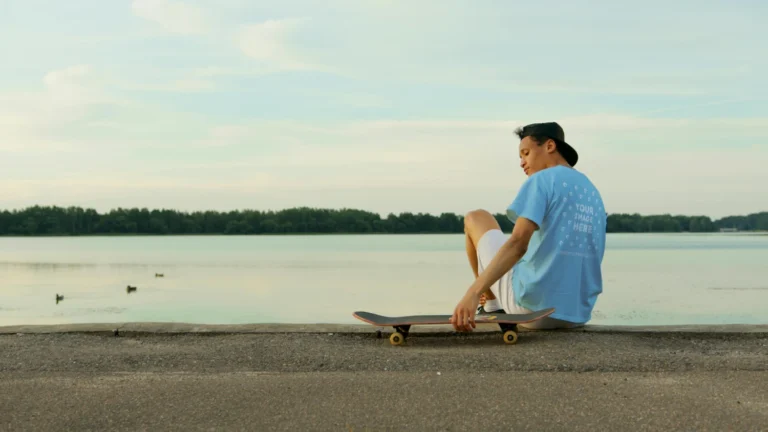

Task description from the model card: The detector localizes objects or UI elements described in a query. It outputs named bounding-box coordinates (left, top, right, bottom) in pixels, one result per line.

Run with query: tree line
left=0, top=206, right=765, bottom=236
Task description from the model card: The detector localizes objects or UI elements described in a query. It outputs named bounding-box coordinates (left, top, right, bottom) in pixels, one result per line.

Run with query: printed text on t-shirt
left=572, top=204, right=594, bottom=234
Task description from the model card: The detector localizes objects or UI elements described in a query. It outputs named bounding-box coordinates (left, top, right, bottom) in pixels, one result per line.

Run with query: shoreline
left=1, top=231, right=766, bottom=238
left=2, top=322, right=768, bottom=335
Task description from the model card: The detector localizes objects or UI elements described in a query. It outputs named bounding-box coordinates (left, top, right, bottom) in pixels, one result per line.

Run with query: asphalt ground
left=1, top=326, right=767, bottom=431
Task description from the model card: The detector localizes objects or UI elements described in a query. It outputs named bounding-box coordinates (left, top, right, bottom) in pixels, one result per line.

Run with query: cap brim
left=557, top=140, right=578, bottom=167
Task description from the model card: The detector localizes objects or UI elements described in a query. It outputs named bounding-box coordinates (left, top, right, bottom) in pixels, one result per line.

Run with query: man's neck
left=544, top=159, right=571, bottom=170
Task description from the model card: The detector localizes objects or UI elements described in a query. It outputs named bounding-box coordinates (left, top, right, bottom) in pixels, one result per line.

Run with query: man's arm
left=451, top=217, right=538, bottom=331
left=468, top=217, right=538, bottom=297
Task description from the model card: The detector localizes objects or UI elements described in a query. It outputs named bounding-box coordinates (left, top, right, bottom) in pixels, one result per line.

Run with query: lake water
left=1, top=233, right=767, bottom=327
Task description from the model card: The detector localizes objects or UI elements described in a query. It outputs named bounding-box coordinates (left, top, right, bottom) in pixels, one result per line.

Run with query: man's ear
left=546, top=139, right=558, bottom=154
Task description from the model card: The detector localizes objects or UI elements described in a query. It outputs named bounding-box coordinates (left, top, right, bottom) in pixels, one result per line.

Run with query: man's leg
left=464, top=209, right=503, bottom=304
left=465, top=229, right=494, bottom=307
left=465, top=233, right=480, bottom=279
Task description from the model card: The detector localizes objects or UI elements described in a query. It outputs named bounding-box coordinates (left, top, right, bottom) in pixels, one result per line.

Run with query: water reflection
left=0, top=233, right=766, bottom=326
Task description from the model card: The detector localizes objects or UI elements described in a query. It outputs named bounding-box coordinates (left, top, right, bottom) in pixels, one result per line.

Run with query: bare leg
left=466, top=231, right=480, bottom=279
left=465, top=231, right=494, bottom=306
left=464, top=209, right=503, bottom=301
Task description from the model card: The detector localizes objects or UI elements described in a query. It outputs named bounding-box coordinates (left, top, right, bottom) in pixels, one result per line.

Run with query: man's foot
left=476, top=305, right=504, bottom=315
left=475, top=306, right=506, bottom=316
left=476, top=297, right=504, bottom=315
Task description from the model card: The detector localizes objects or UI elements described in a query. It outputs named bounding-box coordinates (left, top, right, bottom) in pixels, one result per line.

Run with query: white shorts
left=476, top=229, right=580, bottom=330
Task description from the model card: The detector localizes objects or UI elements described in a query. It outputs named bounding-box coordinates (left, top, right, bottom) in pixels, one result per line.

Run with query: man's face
left=518, top=136, right=555, bottom=177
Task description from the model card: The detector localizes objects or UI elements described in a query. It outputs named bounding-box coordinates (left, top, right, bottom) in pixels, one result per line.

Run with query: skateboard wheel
left=389, top=332, right=405, bottom=345
left=503, top=330, right=518, bottom=345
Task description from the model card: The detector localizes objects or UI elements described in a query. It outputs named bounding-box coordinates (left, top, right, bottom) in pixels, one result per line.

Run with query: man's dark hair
left=513, top=122, right=579, bottom=166
left=514, top=126, right=552, bottom=146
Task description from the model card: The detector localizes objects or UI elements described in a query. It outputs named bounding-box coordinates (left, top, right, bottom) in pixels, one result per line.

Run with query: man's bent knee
left=464, top=209, right=501, bottom=245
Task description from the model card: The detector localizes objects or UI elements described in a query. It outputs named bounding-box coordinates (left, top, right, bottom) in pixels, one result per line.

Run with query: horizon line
left=2, top=204, right=766, bottom=222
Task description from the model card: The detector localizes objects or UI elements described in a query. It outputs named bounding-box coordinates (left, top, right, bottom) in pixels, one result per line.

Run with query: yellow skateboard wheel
left=503, top=330, right=518, bottom=344
left=389, top=332, right=405, bottom=345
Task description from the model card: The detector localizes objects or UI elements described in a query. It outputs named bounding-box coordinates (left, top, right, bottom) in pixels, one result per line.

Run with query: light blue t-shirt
left=506, top=165, right=607, bottom=324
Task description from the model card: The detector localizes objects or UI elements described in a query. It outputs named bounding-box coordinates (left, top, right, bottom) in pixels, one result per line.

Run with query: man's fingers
left=452, top=306, right=478, bottom=332
left=459, top=310, right=473, bottom=332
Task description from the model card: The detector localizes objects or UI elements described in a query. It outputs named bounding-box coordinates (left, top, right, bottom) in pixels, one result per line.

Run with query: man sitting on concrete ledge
left=450, top=122, right=607, bottom=332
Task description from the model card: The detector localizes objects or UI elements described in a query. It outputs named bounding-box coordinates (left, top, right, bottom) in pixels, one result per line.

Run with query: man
left=450, top=122, right=606, bottom=332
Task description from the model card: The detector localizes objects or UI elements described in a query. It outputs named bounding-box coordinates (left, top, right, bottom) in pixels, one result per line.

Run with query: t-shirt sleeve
left=506, top=173, right=550, bottom=228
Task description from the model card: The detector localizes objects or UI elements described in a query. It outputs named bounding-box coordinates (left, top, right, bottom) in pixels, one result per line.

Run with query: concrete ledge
left=1, top=322, right=767, bottom=335
left=577, top=324, right=768, bottom=333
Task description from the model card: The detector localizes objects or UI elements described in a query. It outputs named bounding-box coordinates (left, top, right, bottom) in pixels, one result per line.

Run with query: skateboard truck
left=498, top=323, right=519, bottom=344
left=390, top=325, right=411, bottom=345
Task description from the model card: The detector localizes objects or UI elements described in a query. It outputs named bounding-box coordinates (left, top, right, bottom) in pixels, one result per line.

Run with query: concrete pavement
left=1, top=325, right=767, bottom=431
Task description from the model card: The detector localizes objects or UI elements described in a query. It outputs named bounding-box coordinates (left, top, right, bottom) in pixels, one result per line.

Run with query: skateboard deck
left=353, top=307, right=555, bottom=345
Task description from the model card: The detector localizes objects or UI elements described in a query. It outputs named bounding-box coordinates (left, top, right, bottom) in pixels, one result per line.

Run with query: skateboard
left=353, top=307, right=555, bottom=345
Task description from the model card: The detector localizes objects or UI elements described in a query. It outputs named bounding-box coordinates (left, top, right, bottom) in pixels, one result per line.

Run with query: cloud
left=126, top=77, right=216, bottom=93
left=41, top=65, right=109, bottom=108
left=189, top=115, right=768, bottom=195
left=4, top=110, right=767, bottom=217
left=644, top=97, right=761, bottom=115
left=354, top=120, right=518, bottom=130
left=238, top=18, right=329, bottom=72
left=0, top=65, right=114, bottom=152
left=131, top=0, right=207, bottom=35
left=1, top=174, right=275, bottom=209
left=553, top=114, right=768, bottom=154
left=43, top=65, right=90, bottom=89
left=0, top=65, right=212, bottom=153
left=202, top=114, right=768, bottom=154
left=193, top=67, right=246, bottom=78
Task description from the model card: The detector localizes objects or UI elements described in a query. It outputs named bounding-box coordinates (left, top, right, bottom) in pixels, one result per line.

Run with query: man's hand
left=449, top=217, right=538, bottom=332
left=450, top=290, right=480, bottom=332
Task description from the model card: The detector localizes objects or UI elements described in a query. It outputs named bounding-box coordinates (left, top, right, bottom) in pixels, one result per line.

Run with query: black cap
left=516, top=122, right=578, bottom=167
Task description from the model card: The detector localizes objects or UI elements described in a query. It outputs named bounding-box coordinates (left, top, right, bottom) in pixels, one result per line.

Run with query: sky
left=0, top=0, right=766, bottom=219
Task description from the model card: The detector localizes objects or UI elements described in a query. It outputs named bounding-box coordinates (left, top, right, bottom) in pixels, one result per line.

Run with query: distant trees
left=604, top=213, right=718, bottom=233
left=715, top=213, right=768, bottom=232
left=0, top=205, right=765, bottom=236
left=0, top=206, right=477, bottom=236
